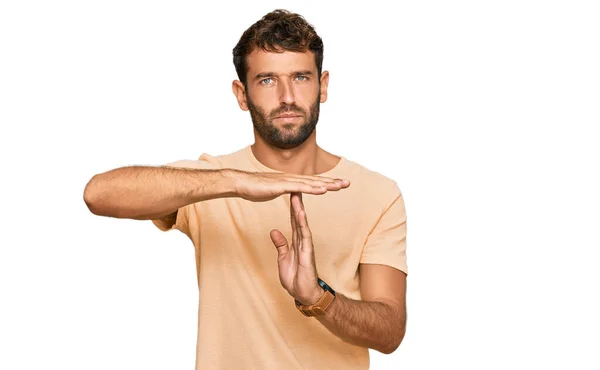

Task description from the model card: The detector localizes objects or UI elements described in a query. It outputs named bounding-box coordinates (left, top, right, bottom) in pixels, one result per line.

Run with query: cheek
left=248, top=88, right=278, bottom=109
left=297, top=85, right=320, bottom=108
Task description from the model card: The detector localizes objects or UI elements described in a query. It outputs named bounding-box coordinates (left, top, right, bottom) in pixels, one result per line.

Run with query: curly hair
left=232, top=9, right=324, bottom=86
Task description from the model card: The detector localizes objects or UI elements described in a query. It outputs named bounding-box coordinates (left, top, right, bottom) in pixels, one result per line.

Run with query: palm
left=270, top=193, right=320, bottom=304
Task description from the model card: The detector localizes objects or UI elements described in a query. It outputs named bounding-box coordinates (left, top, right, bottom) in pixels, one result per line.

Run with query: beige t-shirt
left=153, top=145, right=407, bottom=370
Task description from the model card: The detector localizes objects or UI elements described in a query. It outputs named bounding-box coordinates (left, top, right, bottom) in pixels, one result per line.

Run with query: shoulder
left=335, top=157, right=404, bottom=219
left=162, top=146, right=248, bottom=170
left=342, top=158, right=402, bottom=200
left=208, top=146, right=249, bottom=169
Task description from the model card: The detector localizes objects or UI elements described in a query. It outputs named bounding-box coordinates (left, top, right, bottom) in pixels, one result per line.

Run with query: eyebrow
left=254, top=70, right=314, bottom=80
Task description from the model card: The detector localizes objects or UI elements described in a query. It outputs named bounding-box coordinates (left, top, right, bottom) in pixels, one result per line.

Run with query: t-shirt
left=153, top=145, right=407, bottom=370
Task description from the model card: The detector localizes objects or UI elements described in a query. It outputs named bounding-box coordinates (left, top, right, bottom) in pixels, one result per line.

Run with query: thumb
left=270, top=229, right=289, bottom=258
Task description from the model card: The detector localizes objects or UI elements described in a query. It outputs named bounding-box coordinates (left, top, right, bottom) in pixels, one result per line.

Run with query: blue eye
left=295, top=75, right=308, bottom=81
left=260, top=78, right=273, bottom=85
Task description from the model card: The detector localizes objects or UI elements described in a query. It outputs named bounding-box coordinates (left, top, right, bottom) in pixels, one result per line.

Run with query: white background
left=1, top=1, right=599, bottom=369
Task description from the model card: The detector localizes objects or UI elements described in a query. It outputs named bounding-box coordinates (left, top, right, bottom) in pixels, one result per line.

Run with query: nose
left=278, top=79, right=296, bottom=105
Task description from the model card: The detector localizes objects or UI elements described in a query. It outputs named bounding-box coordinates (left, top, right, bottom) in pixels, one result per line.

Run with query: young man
left=84, top=9, right=407, bottom=370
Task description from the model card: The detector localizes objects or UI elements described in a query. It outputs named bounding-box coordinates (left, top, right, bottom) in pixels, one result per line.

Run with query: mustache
left=270, top=105, right=305, bottom=118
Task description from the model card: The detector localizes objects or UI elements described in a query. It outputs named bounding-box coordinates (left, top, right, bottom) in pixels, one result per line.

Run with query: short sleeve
left=359, top=183, right=408, bottom=275
left=151, top=201, right=191, bottom=235
left=151, top=154, right=219, bottom=238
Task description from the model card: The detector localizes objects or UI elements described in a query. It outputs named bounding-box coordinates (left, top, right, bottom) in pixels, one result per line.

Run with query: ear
left=232, top=80, right=249, bottom=111
left=319, top=70, right=330, bottom=103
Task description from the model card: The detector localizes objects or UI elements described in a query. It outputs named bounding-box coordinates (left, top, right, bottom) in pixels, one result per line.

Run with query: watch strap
left=294, top=278, right=336, bottom=317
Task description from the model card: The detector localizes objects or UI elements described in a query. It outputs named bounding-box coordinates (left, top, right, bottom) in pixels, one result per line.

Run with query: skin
left=232, top=49, right=407, bottom=354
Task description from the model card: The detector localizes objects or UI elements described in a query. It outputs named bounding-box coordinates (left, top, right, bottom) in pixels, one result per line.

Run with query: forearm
left=83, top=166, right=237, bottom=219
left=315, top=293, right=406, bottom=354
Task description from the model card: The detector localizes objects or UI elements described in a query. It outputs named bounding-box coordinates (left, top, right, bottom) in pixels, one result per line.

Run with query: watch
left=294, top=278, right=336, bottom=317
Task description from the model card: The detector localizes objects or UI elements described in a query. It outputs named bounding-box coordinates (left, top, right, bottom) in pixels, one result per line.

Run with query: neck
left=251, top=132, right=339, bottom=176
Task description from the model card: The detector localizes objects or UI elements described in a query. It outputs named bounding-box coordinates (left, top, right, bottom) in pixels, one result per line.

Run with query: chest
left=196, top=194, right=372, bottom=273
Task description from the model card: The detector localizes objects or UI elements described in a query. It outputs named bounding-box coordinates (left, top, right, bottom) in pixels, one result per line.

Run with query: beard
left=246, top=94, right=320, bottom=150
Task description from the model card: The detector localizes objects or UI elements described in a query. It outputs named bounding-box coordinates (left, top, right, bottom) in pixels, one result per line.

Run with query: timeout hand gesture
left=270, top=192, right=326, bottom=305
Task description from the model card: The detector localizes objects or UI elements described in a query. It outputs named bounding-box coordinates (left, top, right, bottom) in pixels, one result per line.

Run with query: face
left=233, top=49, right=329, bottom=150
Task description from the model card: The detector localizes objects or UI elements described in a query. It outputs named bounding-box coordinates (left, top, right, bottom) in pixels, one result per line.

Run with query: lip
left=275, top=114, right=302, bottom=119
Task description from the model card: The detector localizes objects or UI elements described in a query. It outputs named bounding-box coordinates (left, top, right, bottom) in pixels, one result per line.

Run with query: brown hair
left=232, top=9, right=324, bottom=86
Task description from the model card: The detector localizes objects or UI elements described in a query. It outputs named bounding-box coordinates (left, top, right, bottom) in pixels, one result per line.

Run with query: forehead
left=246, top=49, right=317, bottom=76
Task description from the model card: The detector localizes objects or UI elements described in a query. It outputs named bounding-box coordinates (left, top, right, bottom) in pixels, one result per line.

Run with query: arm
left=315, top=264, right=407, bottom=354
left=83, top=166, right=236, bottom=220
left=270, top=193, right=406, bottom=354
left=83, top=165, right=349, bottom=220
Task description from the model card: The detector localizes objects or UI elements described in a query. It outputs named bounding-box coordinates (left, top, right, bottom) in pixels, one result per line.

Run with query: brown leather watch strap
left=295, top=289, right=336, bottom=317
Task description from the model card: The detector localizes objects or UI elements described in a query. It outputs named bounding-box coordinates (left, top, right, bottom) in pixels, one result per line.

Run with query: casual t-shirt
left=153, top=145, right=407, bottom=370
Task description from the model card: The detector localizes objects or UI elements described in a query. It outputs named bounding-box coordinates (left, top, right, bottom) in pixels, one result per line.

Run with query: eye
left=260, top=78, right=273, bottom=85
left=295, top=75, right=308, bottom=81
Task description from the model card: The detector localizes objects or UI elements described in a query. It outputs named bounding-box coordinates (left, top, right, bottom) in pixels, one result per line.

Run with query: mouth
left=275, top=114, right=302, bottom=119
left=274, top=114, right=303, bottom=124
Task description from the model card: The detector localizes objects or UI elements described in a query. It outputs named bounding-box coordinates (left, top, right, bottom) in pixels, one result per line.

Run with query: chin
left=270, top=141, right=304, bottom=150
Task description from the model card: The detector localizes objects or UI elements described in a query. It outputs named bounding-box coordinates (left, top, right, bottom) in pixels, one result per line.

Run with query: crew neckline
left=245, top=145, right=347, bottom=177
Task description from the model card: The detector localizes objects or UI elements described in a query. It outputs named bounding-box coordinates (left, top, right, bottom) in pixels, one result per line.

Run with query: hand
left=269, top=192, right=324, bottom=305
left=232, top=170, right=350, bottom=202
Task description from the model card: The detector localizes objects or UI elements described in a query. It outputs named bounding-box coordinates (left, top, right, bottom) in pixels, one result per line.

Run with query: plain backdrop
left=1, top=1, right=599, bottom=369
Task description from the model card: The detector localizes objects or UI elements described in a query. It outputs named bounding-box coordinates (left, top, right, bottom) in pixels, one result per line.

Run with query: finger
left=337, top=179, right=351, bottom=189
left=282, top=182, right=327, bottom=195
left=292, top=194, right=305, bottom=252
left=270, top=229, right=289, bottom=260
left=300, top=180, right=341, bottom=191
left=289, top=194, right=298, bottom=229
left=291, top=175, right=351, bottom=189
left=292, top=194, right=309, bottom=241
left=288, top=174, right=345, bottom=183
left=296, top=194, right=308, bottom=237
left=285, top=178, right=345, bottom=191
left=291, top=193, right=304, bottom=233
left=297, top=192, right=304, bottom=211
left=289, top=194, right=298, bottom=251
left=297, top=209, right=313, bottom=251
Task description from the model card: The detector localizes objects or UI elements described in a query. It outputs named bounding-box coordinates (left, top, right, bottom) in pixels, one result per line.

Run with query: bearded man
left=84, top=9, right=408, bottom=370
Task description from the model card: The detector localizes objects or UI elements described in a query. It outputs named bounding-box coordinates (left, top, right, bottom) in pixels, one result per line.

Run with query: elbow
left=83, top=174, right=138, bottom=219
left=379, top=334, right=404, bottom=355
left=83, top=175, right=104, bottom=216
left=381, top=340, right=402, bottom=355
left=379, top=323, right=406, bottom=355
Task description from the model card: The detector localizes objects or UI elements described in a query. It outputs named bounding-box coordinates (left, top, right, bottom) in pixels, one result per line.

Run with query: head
left=232, top=9, right=329, bottom=150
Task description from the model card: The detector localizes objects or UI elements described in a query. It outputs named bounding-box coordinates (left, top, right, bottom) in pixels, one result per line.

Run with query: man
left=84, top=9, right=407, bottom=370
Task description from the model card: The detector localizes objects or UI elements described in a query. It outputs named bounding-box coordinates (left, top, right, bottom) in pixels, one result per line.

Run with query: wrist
left=294, top=278, right=337, bottom=317
left=190, top=169, right=239, bottom=202
left=297, top=286, right=326, bottom=306
left=217, top=169, right=243, bottom=198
